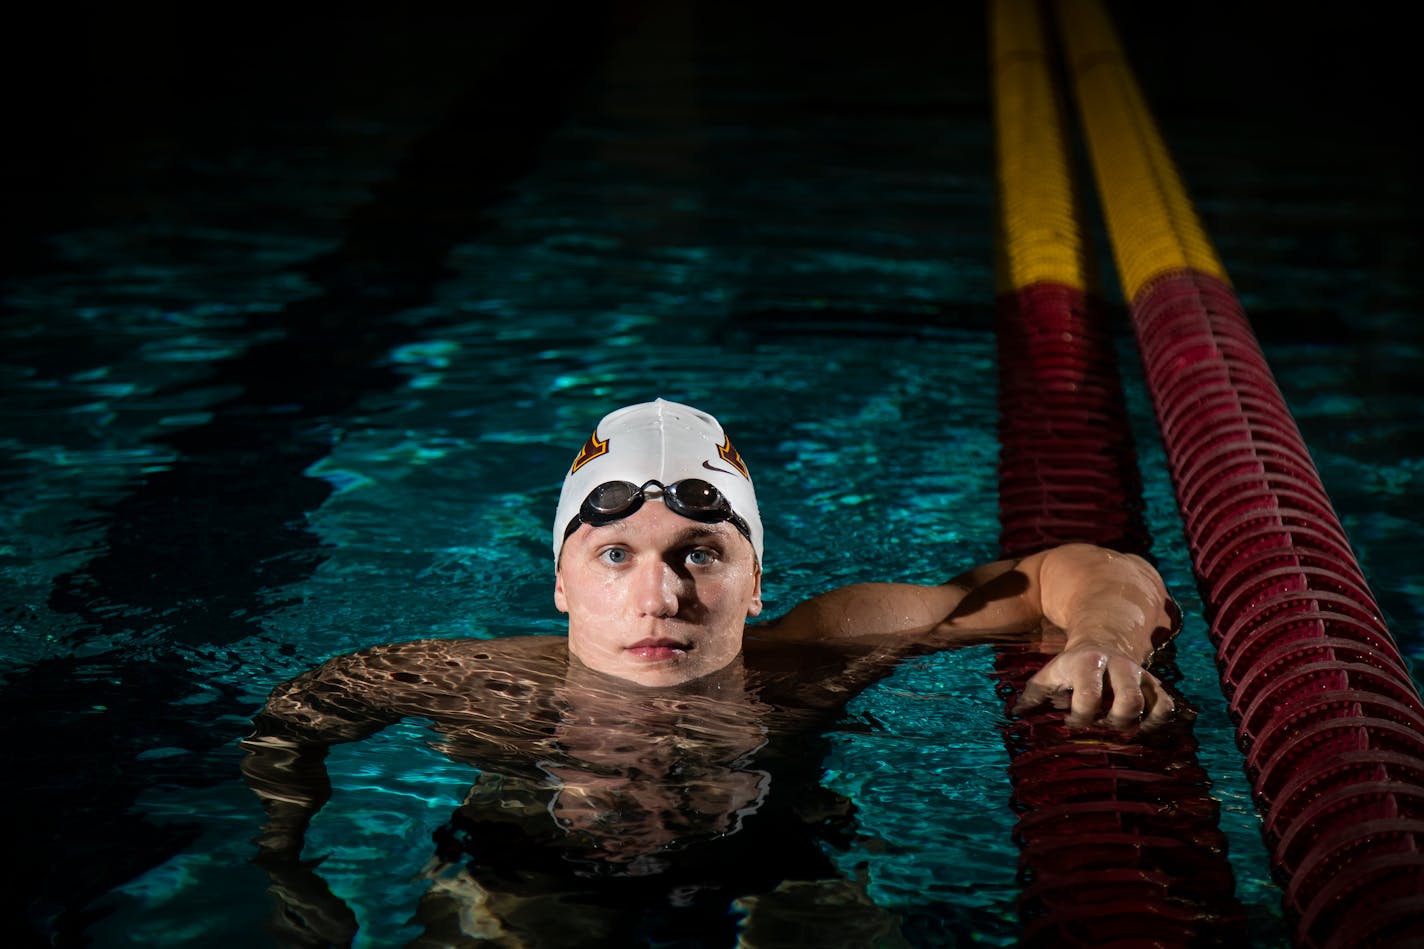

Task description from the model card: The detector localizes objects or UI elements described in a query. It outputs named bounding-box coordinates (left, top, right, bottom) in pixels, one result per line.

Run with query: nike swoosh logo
left=702, top=460, right=738, bottom=477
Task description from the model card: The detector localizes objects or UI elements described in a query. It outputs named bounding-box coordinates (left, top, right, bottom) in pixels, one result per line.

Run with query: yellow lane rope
left=991, top=0, right=1090, bottom=294
left=1053, top=0, right=1230, bottom=301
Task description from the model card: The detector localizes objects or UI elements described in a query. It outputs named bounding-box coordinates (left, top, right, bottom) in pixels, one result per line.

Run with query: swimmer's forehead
left=577, top=516, right=742, bottom=546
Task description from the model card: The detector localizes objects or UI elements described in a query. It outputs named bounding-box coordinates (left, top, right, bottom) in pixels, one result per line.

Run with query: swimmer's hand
left=1008, top=544, right=1181, bottom=731
left=1014, top=642, right=1176, bottom=731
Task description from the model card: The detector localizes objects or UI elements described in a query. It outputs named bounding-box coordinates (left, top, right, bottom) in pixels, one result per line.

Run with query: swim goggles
left=561, top=479, right=752, bottom=543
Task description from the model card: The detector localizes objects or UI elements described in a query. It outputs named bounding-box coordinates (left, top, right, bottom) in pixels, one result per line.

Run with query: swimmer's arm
left=240, top=637, right=556, bottom=856
left=760, top=543, right=1179, bottom=727
left=760, top=543, right=1175, bottom=645
left=239, top=689, right=379, bottom=945
left=945, top=543, right=1180, bottom=728
left=238, top=642, right=471, bottom=945
left=752, top=558, right=1029, bottom=643
left=239, top=659, right=401, bottom=860
left=239, top=728, right=336, bottom=861
left=939, top=544, right=1178, bottom=654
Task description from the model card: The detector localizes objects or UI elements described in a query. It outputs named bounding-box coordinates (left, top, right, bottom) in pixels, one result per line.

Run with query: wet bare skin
left=246, top=630, right=911, bottom=849
left=240, top=630, right=926, bottom=945
left=245, top=542, right=1178, bottom=865
left=257, top=632, right=894, bottom=745
left=240, top=536, right=1179, bottom=945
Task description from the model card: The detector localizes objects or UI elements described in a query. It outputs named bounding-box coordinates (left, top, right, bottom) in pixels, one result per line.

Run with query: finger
left=1016, top=676, right=1077, bottom=716
left=1140, top=677, right=1177, bottom=731
left=1065, top=675, right=1104, bottom=728
left=1104, top=668, right=1148, bottom=730
left=1013, top=678, right=1053, bottom=715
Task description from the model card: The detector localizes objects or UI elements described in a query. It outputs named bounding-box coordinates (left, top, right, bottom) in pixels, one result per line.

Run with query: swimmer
left=241, top=398, right=1179, bottom=947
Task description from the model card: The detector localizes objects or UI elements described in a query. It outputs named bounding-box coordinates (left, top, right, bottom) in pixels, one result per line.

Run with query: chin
left=612, top=661, right=713, bottom=689
left=578, top=652, right=736, bottom=689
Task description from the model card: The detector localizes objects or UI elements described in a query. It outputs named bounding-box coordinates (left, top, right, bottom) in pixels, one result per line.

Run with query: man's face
left=554, top=500, right=762, bottom=687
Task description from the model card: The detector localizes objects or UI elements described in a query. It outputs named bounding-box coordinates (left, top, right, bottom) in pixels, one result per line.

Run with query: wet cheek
left=596, top=576, right=637, bottom=615
left=569, top=573, right=626, bottom=609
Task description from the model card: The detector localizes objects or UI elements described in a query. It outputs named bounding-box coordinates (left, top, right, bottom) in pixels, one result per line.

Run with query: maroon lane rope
left=1053, top=1, right=1424, bottom=944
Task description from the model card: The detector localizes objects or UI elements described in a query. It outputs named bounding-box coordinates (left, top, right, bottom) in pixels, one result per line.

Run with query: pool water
left=2, top=5, right=1418, bottom=948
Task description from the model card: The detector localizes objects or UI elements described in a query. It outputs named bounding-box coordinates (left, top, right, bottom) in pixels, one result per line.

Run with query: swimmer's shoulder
left=742, top=626, right=901, bottom=714
left=267, top=635, right=569, bottom=722
left=319, top=634, right=567, bottom=669
left=252, top=636, right=569, bottom=746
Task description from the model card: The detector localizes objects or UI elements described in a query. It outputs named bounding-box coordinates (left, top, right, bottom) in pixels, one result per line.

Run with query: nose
left=634, top=557, right=681, bottom=618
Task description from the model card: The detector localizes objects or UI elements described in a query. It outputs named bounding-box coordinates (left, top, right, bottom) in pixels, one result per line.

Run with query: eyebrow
left=590, top=522, right=733, bottom=545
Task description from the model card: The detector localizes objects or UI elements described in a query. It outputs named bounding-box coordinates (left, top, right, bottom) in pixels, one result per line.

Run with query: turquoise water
left=3, top=6, right=1419, bottom=948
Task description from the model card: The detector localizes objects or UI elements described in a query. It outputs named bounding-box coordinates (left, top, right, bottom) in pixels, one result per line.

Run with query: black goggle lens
left=584, top=480, right=643, bottom=517
left=668, top=479, right=719, bottom=511
left=566, top=479, right=749, bottom=541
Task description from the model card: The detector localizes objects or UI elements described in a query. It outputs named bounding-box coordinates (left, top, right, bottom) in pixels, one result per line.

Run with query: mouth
left=625, top=638, right=691, bottom=661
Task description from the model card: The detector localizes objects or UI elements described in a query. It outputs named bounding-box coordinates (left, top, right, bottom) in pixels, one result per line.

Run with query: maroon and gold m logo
left=570, top=430, right=609, bottom=473
left=718, top=435, right=750, bottom=480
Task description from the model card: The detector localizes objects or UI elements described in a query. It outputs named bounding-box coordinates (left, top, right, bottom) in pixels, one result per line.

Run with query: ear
left=746, top=561, right=763, bottom=617
left=553, top=568, right=569, bottom=614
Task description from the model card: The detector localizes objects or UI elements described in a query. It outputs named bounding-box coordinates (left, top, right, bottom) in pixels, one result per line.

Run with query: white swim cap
left=553, top=399, right=763, bottom=565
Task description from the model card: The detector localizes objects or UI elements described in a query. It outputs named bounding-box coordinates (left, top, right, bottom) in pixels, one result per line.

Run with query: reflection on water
left=239, top=633, right=931, bottom=946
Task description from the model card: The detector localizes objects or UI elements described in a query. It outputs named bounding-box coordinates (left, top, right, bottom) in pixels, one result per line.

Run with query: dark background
left=1, top=3, right=1417, bottom=946
left=4, top=3, right=1419, bottom=277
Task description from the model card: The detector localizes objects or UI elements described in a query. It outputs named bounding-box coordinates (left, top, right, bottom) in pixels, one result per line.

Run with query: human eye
left=598, top=547, right=630, bottom=566
left=686, top=548, right=719, bottom=567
